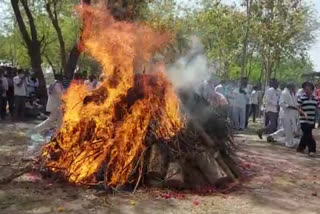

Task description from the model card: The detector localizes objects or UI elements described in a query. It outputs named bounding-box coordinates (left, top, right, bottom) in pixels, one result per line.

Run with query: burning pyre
left=40, top=4, right=241, bottom=190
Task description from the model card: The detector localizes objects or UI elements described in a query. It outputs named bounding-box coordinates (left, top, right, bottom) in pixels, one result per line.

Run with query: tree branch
left=45, top=0, right=67, bottom=71
left=20, top=0, right=38, bottom=42
left=10, top=0, right=31, bottom=46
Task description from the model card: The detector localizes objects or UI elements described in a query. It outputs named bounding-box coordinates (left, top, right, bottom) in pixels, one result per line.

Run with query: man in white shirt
left=34, top=74, right=64, bottom=133
left=267, top=83, right=299, bottom=147
left=231, top=87, right=247, bottom=131
left=249, top=86, right=259, bottom=123
left=257, top=79, right=280, bottom=139
left=0, top=68, right=8, bottom=120
left=13, top=69, right=27, bottom=120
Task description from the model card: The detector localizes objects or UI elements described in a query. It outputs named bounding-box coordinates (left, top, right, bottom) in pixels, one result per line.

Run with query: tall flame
left=41, top=4, right=184, bottom=187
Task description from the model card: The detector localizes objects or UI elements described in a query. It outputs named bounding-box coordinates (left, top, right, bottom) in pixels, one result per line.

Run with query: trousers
left=281, top=116, right=296, bottom=147
left=297, top=123, right=316, bottom=153
left=265, top=111, right=278, bottom=134
left=14, top=96, right=26, bottom=119
left=232, top=106, right=246, bottom=130
left=249, top=104, right=258, bottom=122
left=0, top=96, right=6, bottom=119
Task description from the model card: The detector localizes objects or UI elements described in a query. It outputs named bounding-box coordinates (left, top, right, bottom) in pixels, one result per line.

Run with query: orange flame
left=41, top=4, right=184, bottom=187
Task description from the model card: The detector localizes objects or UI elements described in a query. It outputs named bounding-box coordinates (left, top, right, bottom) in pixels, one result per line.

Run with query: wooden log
left=195, top=151, right=228, bottom=186
left=146, top=143, right=169, bottom=180
left=164, top=161, right=184, bottom=189
left=145, top=178, right=163, bottom=188
left=191, top=120, right=217, bottom=148
left=220, top=152, right=242, bottom=178
left=182, top=158, right=209, bottom=189
left=215, top=151, right=236, bottom=182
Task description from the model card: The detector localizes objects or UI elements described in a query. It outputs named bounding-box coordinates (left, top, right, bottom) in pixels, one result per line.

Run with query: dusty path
left=0, top=121, right=320, bottom=214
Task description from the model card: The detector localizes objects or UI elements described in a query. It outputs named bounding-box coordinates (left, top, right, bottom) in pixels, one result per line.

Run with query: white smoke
left=166, top=37, right=213, bottom=91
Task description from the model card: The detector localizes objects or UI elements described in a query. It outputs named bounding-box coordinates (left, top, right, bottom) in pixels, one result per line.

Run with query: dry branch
left=0, top=165, right=33, bottom=185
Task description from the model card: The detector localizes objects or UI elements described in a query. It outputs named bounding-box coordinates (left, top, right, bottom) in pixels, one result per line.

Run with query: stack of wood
left=40, top=73, right=241, bottom=191
left=142, top=88, right=241, bottom=189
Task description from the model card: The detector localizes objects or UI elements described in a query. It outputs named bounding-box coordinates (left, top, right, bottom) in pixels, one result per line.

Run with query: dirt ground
left=0, top=120, right=320, bottom=214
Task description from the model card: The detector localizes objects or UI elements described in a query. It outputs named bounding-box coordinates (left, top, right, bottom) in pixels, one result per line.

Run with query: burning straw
left=40, top=4, right=241, bottom=191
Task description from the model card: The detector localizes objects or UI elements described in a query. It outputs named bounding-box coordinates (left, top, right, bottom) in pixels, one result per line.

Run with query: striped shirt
left=62, top=77, right=71, bottom=89
left=297, top=95, right=318, bottom=125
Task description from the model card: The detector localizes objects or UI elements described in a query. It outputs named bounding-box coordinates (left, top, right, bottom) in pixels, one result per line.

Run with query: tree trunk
left=30, top=45, right=47, bottom=99
left=240, top=0, right=252, bottom=79
left=45, top=0, right=67, bottom=72
left=11, top=0, right=47, bottom=100
left=64, top=0, right=91, bottom=80
left=65, top=43, right=81, bottom=79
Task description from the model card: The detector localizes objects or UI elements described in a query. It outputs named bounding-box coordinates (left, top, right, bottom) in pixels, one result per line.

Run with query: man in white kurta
left=34, top=78, right=64, bottom=133
left=269, top=84, right=298, bottom=147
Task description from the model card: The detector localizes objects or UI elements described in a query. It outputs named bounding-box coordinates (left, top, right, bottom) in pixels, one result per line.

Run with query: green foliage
left=193, top=4, right=245, bottom=78
left=248, top=0, right=318, bottom=83
left=0, top=0, right=318, bottom=86
left=0, top=0, right=79, bottom=70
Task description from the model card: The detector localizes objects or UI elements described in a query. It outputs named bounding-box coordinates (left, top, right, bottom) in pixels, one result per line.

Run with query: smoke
left=166, top=37, right=213, bottom=92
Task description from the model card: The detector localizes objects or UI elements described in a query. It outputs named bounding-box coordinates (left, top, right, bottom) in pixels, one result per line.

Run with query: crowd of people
left=0, top=66, right=99, bottom=125
left=201, top=78, right=318, bottom=157
left=1, top=64, right=318, bottom=157
left=200, top=77, right=263, bottom=131
left=0, top=66, right=42, bottom=121
left=258, top=81, right=318, bottom=157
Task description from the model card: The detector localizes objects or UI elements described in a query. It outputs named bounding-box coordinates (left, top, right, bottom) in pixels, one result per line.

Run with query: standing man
left=13, top=69, right=27, bottom=120
left=249, top=86, right=259, bottom=123
left=296, top=82, right=318, bottom=157
left=231, top=85, right=247, bottom=131
left=257, top=79, right=280, bottom=139
left=5, top=68, right=15, bottom=119
left=315, top=82, right=320, bottom=127
left=239, top=78, right=251, bottom=128
left=0, top=68, right=8, bottom=120
left=268, top=83, right=299, bottom=147
left=34, top=74, right=64, bottom=133
left=26, top=70, right=39, bottom=99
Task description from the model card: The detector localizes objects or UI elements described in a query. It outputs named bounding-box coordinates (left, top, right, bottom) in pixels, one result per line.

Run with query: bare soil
left=0, top=120, right=320, bottom=214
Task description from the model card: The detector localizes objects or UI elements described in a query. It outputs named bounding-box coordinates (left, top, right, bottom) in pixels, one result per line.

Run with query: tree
left=250, top=0, right=318, bottom=86
left=240, top=0, right=253, bottom=78
left=10, top=0, right=47, bottom=98
left=194, top=4, right=245, bottom=78
left=45, top=0, right=67, bottom=74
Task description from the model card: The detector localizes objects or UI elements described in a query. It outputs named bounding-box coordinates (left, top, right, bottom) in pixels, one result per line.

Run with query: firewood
left=220, top=152, right=242, bottom=178
left=215, top=151, right=236, bottom=181
left=182, top=158, right=208, bottom=189
left=164, top=161, right=184, bottom=189
left=146, top=143, right=169, bottom=180
left=195, top=151, right=228, bottom=185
